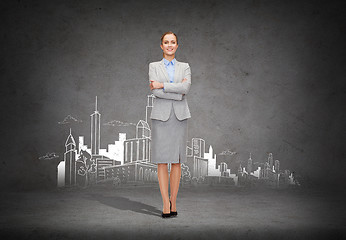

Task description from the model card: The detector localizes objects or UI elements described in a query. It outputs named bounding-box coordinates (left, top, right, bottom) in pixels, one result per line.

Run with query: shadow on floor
left=84, top=192, right=162, bottom=217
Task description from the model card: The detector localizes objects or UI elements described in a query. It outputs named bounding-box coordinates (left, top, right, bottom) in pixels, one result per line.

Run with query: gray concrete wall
left=1, top=0, right=345, bottom=190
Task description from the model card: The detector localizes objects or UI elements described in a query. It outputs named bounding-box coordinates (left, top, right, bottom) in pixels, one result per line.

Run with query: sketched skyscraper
left=145, top=94, right=154, bottom=131
left=64, top=129, right=77, bottom=186
left=91, top=96, right=101, bottom=155
left=136, top=120, right=151, bottom=139
left=191, top=138, right=205, bottom=158
left=268, top=153, right=273, bottom=169
left=188, top=138, right=207, bottom=178
left=220, top=162, right=230, bottom=177
left=274, top=160, right=280, bottom=173
left=264, top=162, right=270, bottom=178
left=247, top=152, right=253, bottom=174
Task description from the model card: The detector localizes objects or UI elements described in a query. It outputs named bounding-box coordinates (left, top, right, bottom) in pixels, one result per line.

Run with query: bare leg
left=157, top=163, right=170, bottom=214
left=170, top=162, right=181, bottom=212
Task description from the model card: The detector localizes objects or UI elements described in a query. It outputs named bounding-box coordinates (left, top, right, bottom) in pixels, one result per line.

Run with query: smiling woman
left=148, top=31, right=192, bottom=219
left=160, top=32, right=178, bottom=58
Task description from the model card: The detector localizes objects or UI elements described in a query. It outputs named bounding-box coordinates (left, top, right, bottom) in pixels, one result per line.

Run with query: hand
left=150, top=80, right=163, bottom=90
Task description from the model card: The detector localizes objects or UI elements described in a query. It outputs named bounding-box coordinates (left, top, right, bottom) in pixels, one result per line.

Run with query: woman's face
left=160, top=34, right=178, bottom=57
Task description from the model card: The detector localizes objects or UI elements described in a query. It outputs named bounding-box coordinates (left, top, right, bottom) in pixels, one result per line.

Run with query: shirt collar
left=163, top=58, right=176, bottom=66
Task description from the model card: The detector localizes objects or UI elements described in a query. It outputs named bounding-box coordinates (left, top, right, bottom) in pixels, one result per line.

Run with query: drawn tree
left=191, top=177, right=198, bottom=186
left=197, top=176, right=205, bottom=184
left=181, top=163, right=191, bottom=185
left=76, top=150, right=96, bottom=187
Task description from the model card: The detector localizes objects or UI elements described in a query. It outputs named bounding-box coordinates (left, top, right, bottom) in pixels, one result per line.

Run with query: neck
left=163, top=54, right=175, bottom=62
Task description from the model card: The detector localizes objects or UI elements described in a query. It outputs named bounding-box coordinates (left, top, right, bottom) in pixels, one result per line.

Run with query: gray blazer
left=149, top=59, right=191, bottom=121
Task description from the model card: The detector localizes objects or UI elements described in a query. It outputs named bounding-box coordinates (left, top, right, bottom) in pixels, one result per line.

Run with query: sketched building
left=268, top=152, right=274, bottom=170
left=263, top=153, right=278, bottom=186
left=187, top=142, right=236, bottom=185
left=145, top=94, right=154, bottom=130
left=104, top=161, right=158, bottom=183
left=274, top=159, right=280, bottom=173
left=186, top=138, right=208, bottom=178
left=136, top=120, right=151, bottom=139
left=124, top=138, right=151, bottom=163
left=205, top=160, right=235, bottom=185
left=263, top=162, right=270, bottom=178
left=74, top=134, right=122, bottom=186
left=205, top=145, right=220, bottom=176
left=92, top=155, right=119, bottom=183
left=247, top=153, right=253, bottom=174
left=258, top=163, right=265, bottom=178
left=220, top=162, right=229, bottom=177
left=57, top=162, right=65, bottom=187
left=124, top=120, right=151, bottom=163
left=91, top=96, right=100, bottom=155
left=103, top=97, right=156, bottom=184
left=106, top=133, right=127, bottom=165
left=104, top=131, right=157, bottom=183
left=57, top=129, right=77, bottom=187
left=237, top=164, right=252, bottom=186
left=104, top=119, right=156, bottom=183
left=237, top=153, right=294, bottom=188
left=58, top=97, right=125, bottom=187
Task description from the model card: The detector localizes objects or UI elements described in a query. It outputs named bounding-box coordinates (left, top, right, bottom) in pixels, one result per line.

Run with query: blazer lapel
left=159, top=59, right=170, bottom=82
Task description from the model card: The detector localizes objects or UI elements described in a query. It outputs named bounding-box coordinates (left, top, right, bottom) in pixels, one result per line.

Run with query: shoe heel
left=169, top=200, right=177, bottom=217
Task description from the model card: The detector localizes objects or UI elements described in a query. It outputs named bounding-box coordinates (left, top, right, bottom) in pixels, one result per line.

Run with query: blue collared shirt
left=163, top=58, right=175, bottom=90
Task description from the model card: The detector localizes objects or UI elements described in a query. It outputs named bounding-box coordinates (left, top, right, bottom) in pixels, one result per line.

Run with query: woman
left=149, top=31, right=191, bottom=218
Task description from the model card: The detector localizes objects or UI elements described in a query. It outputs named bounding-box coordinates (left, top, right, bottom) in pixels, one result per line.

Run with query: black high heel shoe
left=161, top=212, right=171, bottom=218
left=161, top=201, right=171, bottom=218
left=170, top=200, right=177, bottom=217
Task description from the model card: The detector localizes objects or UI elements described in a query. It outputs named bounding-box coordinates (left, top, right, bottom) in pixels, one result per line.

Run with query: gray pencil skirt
left=151, top=107, right=188, bottom=164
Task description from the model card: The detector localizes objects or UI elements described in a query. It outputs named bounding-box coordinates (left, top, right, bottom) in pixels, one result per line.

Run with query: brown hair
left=160, top=31, right=178, bottom=45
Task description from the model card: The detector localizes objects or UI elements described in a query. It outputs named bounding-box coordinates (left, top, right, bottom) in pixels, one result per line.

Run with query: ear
left=160, top=44, right=163, bottom=51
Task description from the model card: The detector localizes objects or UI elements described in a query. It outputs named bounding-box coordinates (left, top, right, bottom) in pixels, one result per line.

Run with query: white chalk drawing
left=181, top=163, right=192, bottom=184
left=104, top=120, right=136, bottom=127
left=219, top=149, right=237, bottom=155
left=39, top=152, right=59, bottom=160
left=91, top=96, right=100, bottom=155
left=236, top=152, right=300, bottom=187
left=76, top=150, right=97, bottom=187
left=56, top=95, right=157, bottom=187
left=54, top=94, right=299, bottom=188
left=185, top=138, right=237, bottom=185
left=58, top=115, right=82, bottom=125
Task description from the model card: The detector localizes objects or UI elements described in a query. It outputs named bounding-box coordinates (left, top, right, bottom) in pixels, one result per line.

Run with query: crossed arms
left=149, top=62, right=191, bottom=101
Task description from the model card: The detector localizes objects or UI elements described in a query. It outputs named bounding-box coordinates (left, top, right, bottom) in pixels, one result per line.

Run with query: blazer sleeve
left=163, top=63, right=191, bottom=95
left=149, top=63, right=183, bottom=101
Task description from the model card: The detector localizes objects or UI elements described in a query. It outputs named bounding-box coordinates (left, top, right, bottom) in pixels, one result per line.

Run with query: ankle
left=162, top=202, right=170, bottom=213
left=163, top=199, right=170, bottom=206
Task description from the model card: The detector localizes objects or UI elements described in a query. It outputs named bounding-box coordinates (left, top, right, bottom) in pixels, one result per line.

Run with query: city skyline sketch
left=41, top=95, right=300, bottom=189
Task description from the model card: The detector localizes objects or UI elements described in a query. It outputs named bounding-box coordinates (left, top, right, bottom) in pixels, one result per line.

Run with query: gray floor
left=0, top=184, right=345, bottom=240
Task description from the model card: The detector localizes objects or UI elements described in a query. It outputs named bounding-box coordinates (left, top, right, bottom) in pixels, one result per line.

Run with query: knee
left=158, top=163, right=168, bottom=169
